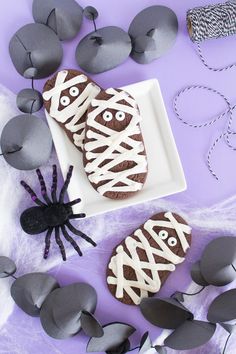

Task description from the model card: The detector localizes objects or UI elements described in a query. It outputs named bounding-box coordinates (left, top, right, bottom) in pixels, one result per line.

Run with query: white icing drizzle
left=84, top=88, right=148, bottom=195
left=107, top=212, right=192, bottom=305
left=43, top=70, right=101, bottom=149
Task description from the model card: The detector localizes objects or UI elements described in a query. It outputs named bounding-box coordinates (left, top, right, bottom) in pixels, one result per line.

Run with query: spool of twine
left=186, top=1, right=236, bottom=71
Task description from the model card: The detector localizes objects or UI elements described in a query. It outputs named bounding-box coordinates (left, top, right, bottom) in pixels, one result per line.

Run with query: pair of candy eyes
left=60, top=86, right=80, bottom=106
left=103, top=111, right=126, bottom=122
left=159, top=230, right=177, bottom=247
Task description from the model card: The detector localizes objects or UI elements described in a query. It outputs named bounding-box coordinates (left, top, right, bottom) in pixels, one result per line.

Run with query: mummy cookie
left=83, top=88, right=148, bottom=199
left=107, top=212, right=192, bottom=305
left=43, top=69, right=101, bottom=151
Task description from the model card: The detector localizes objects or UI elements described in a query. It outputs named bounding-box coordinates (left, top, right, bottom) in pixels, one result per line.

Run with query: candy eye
left=60, top=96, right=70, bottom=107
left=159, top=230, right=168, bottom=240
left=115, top=111, right=125, bottom=121
left=69, top=86, right=79, bottom=97
left=168, top=237, right=177, bottom=247
left=103, top=111, right=113, bottom=122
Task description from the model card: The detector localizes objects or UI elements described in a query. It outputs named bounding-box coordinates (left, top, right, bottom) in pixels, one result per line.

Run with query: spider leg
left=66, top=221, right=97, bottom=247
left=61, top=225, right=83, bottom=256
left=55, top=226, right=66, bottom=261
left=20, top=181, right=45, bottom=207
left=36, top=168, right=51, bottom=205
left=44, top=227, right=54, bottom=259
left=59, top=166, right=73, bottom=204
left=51, top=165, right=58, bottom=203
left=65, top=198, right=81, bottom=207
left=69, top=213, right=86, bottom=219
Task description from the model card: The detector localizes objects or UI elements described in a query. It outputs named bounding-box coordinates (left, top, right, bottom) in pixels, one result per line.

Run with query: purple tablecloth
left=1, top=0, right=236, bottom=353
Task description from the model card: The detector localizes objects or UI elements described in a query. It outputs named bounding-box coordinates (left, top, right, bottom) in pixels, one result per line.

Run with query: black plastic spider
left=20, top=165, right=96, bottom=261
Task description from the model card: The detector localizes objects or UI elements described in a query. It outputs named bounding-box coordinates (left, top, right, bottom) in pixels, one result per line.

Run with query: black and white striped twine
left=187, top=1, right=236, bottom=71
left=173, top=85, right=236, bottom=180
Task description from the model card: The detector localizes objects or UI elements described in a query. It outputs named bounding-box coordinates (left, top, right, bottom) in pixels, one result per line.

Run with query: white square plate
left=45, top=79, right=186, bottom=217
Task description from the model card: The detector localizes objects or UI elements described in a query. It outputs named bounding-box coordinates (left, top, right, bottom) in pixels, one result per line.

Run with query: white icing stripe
left=43, top=70, right=101, bottom=149
left=84, top=88, right=148, bottom=195
left=107, top=212, right=191, bottom=305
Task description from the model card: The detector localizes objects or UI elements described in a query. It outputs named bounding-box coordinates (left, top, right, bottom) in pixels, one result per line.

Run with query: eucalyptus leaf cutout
left=81, top=311, right=104, bottom=338
left=10, top=273, right=59, bottom=316
left=40, top=283, right=97, bottom=339
left=87, top=322, right=135, bottom=352
left=199, top=237, right=236, bottom=286
left=0, top=256, right=16, bottom=278
left=139, top=332, right=152, bottom=354
left=84, top=6, right=98, bottom=20
left=164, top=320, right=216, bottom=350
left=140, top=297, right=193, bottom=329
left=208, top=288, right=236, bottom=323
left=220, top=323, right=236, bottom=334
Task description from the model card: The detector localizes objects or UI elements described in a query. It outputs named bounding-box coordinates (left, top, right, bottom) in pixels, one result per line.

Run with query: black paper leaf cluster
left=140, top=236, right=236, bottom=353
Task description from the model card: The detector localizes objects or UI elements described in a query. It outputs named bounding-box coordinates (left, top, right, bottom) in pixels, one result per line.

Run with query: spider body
left=20, top=165, right=96, bottom=261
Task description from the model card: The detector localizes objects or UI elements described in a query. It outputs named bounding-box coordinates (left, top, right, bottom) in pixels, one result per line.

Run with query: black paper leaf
left=76, top=27, right=132, bottom=74
left=17, top=89, right=43, bottom=114
left=84, top=6, right=99, bottom=20
left=9, top=23, right=62, bottom=79
left=106, top=339, right=130, bottom=354
left=0, top=256, right=16, bottom=278
left=33, top=0, right=83, bottom=41
left=10, top=273, right=59, bottom=317
left=191, top=261, right=209, bottom=286
left=139, top=332, right=152, bottom=354
left=164, top=320, right=216, bottom=350
left=208, top=289, right=236, bottom=323
left=200, top=237, right=236, bottom=286
left=154, top=346, right=167, bottom=354
left=81, top=311, right=104, bottom=338
left=140, top=297, right=193, bottom=329
left=220, top=323, right=236, bottom=334
left=129, top=6, right=178, bottom=64
left=87, top=323, right=135, bottom=352
left=1, top=114, right=52, bottom=171
left=40, top=283, right=97, bottom=339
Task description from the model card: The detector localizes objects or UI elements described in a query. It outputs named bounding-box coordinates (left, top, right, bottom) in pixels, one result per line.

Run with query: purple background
left=1, top=0, right=236, bottom=353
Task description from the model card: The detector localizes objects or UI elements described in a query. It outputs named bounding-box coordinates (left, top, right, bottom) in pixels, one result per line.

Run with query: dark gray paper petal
left=191, top=261, right=209, bottom=286
left=154, top=346, right=167, bottom=354
left=0, top=257, right=16, bottom=278
left=81, top=311, right=104, bottom=338
left=17, top=89, right=43, bottom=113
left=129, top=6, right=178, bottom=64
left=84, top=6, right=99, bottom=20
left=139, top=332, right=152, bottom=354
left=33, top=0, right=83, bottom=41
left=164, top=320, right=216, bottom=350
left=11, top=273, right=59, bottom=317
left=40, top=283, right=97, bottom=339
left=106, top=339, right=130, bottom=354
left=87, top=323, right=135, bottom=352
left=220, top=323, right=236, bottom=334
left=1, top=114, right=52, bottom=170
left=9, top=23, right=62, bottom=79
left=76, top=26, right=132, bottom=74
left=201, top=237, right=236, bottom=286
left=207, top=289, right=236, bottom=323
left=140, top=297, right=193, bottom=329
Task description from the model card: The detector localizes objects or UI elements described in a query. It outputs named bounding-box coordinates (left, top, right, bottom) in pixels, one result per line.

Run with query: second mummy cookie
left=83, top=88, right=148, bottom=199
left=107, top=212, right=192, bottom=305
left=43, top=69, right=101, bottom=152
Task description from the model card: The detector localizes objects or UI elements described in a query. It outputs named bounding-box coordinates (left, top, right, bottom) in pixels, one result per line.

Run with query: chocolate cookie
left=83, top=88, right=148, bottom=199
left=107, top=212, right=192, bottom=305
left=42, top=69, right=101, bottom=152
